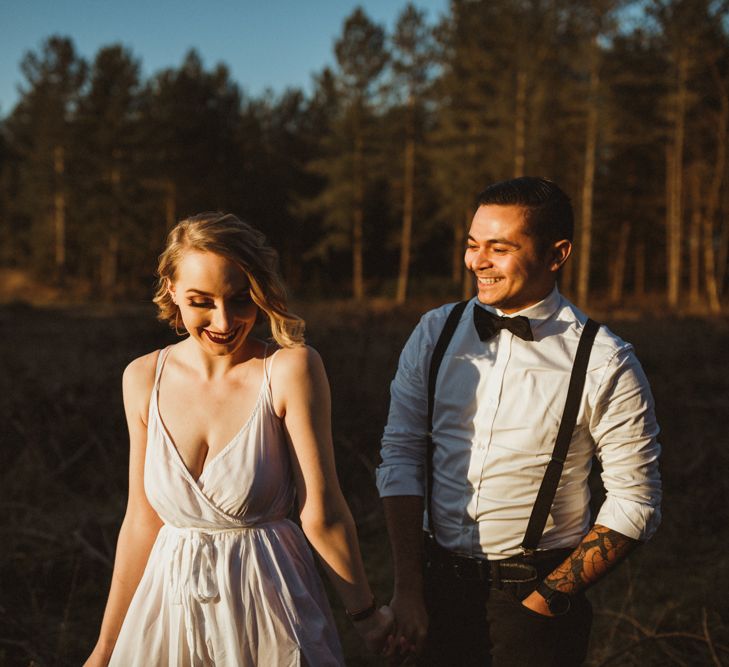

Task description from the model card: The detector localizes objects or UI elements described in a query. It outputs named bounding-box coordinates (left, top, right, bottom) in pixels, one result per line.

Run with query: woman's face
left=168, top=250, right=259, bottom=357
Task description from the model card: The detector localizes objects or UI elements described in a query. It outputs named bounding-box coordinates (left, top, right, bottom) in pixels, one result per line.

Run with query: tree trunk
left=634, top=237, right=646, bottom=301
left=514, top=69, right=527, bottom=177
left=352, top=129, right=365, bottom=301
left=460, top=207, right=472, bottom=300
left=396, top=96, right=416, bottom=305
left=577, top=34, right=599, bottom=308
left=165, top=180, right=176, bottom=230
left=703, top=214, right=721, bottom=313
left=718, top=215, right=729, bottom=298
left=451, top=203, right=467, bottom=286
left=101, top=165, right=122, bottom=297
left=609, top=220, right=631, bottom=306
left=53, top=145, right=66, bottom=282
left=703, top=62, right=727, bottom=313
left=688, top=164, right=702, bottom=306
left=101, top=233, right=120, bottom=299
left=666, top=51, right=688, bottom=309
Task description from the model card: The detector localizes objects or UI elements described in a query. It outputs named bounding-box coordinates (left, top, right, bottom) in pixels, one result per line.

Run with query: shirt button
left=462, top=526, right=469, bottom=534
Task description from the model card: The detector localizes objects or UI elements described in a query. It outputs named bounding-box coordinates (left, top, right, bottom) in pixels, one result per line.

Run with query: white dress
left=109, top=346, right=345, bottom=666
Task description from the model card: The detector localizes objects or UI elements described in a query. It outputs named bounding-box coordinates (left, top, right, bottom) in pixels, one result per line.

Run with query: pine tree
left=75, top=45, right=145, bottom=296
left=390, top=3, right=434, bottom=304
left=141, top=51, right=244, bottom=229
left=327, top=8, right=389, bottom=300
left=6, top=36, right=86, bottom=281
left=429, top=0, right=512, bottom=293
left=601, top=27, right=666, bottom=303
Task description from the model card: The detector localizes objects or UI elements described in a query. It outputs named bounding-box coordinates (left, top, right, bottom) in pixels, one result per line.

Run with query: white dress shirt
left=376, top=287, right=662, bottom=560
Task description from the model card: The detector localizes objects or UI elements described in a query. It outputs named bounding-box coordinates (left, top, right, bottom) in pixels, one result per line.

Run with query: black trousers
left=419, top=549, right=593, bottom=667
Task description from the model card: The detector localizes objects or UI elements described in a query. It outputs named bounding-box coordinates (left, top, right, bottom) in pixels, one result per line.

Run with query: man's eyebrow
left=467, top=234, right=520, bottom=247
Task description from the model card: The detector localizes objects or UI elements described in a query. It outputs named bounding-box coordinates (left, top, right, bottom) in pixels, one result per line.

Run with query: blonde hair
left=153, top=212, right=305, bottom=348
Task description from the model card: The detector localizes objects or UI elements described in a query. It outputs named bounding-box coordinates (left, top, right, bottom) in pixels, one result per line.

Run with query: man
left=376, top=177, right=661, bottom=666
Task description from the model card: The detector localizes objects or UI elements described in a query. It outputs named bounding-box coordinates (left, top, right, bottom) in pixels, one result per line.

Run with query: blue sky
left=0, top=0, right=449, bottom=117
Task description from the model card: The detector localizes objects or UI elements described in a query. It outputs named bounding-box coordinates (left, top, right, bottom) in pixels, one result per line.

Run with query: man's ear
left=550, top=239, right=572, bottom=272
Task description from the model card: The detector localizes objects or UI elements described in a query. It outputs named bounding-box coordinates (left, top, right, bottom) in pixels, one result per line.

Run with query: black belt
left=424, top=533, right=572, bottom=587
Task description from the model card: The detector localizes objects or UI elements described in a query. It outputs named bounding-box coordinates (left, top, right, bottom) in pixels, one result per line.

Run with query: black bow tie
left=473, top=305, right=534, bottom=341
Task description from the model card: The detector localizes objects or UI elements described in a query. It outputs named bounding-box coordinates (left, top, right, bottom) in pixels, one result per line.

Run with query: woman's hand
left=353, top=604, right=396, bottom=655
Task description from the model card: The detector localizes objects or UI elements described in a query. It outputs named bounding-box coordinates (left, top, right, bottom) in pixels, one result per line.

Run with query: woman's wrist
left=93, top=637, right=116, bottom=657
left=346, top=595, right=377, bottom=623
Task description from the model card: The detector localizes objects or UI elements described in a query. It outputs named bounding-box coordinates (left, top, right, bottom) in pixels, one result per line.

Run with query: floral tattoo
left=544, top=524, right=637, bottom=595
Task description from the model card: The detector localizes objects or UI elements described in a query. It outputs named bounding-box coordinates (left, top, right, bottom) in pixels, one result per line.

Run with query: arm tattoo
left=544, top=524, right=638, bottom=595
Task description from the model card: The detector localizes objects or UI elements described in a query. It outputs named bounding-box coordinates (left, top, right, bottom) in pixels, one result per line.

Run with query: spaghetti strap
left=263, top=344, right=282, bottom=389
left=153, top=346, right=172, bottom=396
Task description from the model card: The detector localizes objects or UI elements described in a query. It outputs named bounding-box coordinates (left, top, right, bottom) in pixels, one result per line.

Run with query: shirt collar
left=473, top=285, right=562, bottom=330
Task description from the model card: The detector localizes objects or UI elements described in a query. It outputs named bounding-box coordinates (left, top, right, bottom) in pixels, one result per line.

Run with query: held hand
left=387, top=588, right=429, bottom=659
left=353, top=605, right=395, bottom=655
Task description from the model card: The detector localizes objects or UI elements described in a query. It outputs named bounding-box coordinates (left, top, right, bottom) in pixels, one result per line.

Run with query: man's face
left=464, top=204, right=570, bottom=313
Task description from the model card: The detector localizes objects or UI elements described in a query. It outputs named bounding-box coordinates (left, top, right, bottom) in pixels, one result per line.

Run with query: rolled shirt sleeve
left=591, top=345, right=662, bottom=541
left=376, top=311, right=438, bottom=498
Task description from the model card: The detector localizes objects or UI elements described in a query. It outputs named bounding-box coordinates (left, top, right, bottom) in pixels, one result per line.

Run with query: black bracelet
left=346, top=597, right=377, bottom=623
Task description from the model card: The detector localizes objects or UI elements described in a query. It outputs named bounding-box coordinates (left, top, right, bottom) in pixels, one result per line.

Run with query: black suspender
left=521, top=317, right=600, bottom=553
left=426, top=301, right=468, bottom=532
left=425, top=302, right=600, bottom=552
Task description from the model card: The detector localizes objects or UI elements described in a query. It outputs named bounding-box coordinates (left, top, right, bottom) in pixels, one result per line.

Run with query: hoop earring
left=174, top=309, right=187, bottom=337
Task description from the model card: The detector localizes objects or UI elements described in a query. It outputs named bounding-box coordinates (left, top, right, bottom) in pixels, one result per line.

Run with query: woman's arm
left=273, top=346, right=393, bottom=652
left=85, top=355, right=164, bottom=666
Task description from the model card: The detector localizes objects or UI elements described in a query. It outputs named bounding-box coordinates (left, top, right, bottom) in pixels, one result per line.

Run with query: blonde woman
left=85, top=213, right=392, bottom=666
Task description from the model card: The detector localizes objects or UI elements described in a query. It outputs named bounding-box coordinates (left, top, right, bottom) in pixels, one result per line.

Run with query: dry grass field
left=0, top=300, right=727, bottom=666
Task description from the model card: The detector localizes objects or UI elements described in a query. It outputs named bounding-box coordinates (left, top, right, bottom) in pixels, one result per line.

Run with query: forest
left=1, top=0, right=728, bottom=311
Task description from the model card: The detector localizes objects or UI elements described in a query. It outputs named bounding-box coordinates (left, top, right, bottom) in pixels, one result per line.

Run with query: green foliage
left=0, top=1, right=728, bottom=307
left=4, top=37, right=86, bottom=277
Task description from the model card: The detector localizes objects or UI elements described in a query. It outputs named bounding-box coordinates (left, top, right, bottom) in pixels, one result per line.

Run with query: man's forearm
left=382, top=495, right=430, bottom=653
left=544, top=523, right=638, bottom=594
left=382, top=495, right=425, bottom=591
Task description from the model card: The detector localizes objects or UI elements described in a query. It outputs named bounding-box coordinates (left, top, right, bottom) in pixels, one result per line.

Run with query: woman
left=85, top=212, right=392, bottom=666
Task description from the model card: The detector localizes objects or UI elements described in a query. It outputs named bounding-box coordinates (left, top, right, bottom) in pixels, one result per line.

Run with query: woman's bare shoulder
left=122, top=349, right=164, bottom=402
left=269, top=345, right=327, bottom=415
left=272, top=344, right=324, bottom=379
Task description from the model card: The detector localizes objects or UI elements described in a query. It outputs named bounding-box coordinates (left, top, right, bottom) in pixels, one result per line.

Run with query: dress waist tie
left=166, top=525, right=253, bottom=665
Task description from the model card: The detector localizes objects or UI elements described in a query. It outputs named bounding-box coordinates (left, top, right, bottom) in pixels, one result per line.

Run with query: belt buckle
left=452, top=554, right=486, bottom=582
left=451, top=559, right=468, bottom=580
left=452, top=559, right=474, bottom=581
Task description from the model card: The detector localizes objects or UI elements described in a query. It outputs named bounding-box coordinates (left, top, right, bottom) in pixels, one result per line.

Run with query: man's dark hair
left=475, top=177, right=573, bottom=251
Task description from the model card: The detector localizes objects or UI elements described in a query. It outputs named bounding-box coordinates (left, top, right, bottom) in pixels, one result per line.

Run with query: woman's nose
left=212, top=305, right=232, bottom=332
